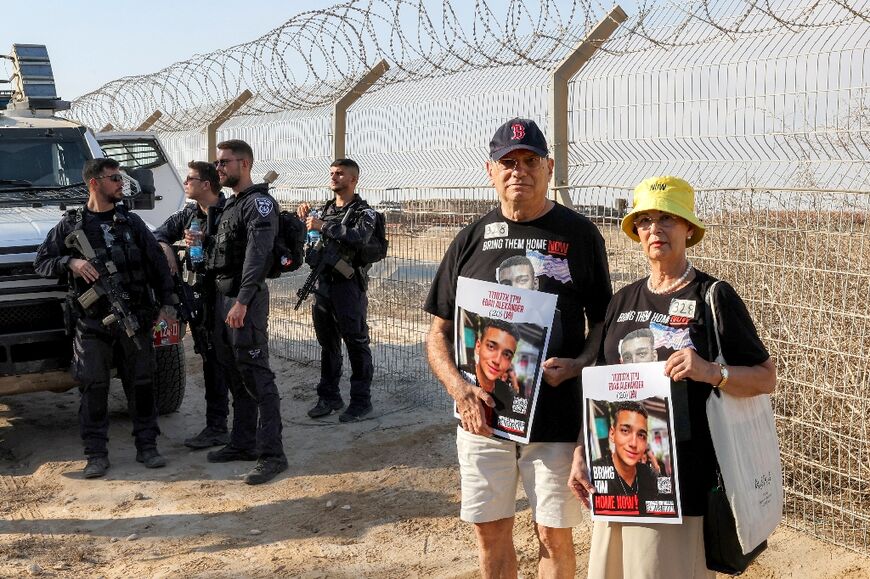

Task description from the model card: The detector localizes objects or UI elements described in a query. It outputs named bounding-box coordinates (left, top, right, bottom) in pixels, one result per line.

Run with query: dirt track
left=1, top=337, right=868, bottom=578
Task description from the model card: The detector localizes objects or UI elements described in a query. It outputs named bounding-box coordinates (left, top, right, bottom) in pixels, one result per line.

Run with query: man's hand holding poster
left=582, top=362, right=682, bottom=523
left=453, top=276, right=557, bottom=443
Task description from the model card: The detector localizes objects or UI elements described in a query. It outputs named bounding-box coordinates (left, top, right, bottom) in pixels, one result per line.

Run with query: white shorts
left=455, top=426, right=583, bottom=528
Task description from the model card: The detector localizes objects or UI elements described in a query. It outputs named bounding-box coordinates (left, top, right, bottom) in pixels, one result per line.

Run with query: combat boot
left=83, top=456, right=110, bottom=479
left=136, top=448, right=167, bottom=469
left=207, top=445, right=258, bottom=463
left=184, top=426, right=230, bottom=449
left=243, top=456, right=288, bottom=485
left=307, top=397, right=345, bottom=418
left=339, top=401, right=373, bottom=423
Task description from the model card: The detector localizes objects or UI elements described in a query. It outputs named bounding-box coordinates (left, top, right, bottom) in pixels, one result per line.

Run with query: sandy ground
left=1, top=338, right=869, bottom=578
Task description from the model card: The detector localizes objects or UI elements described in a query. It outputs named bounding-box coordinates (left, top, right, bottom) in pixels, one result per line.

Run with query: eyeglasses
left=492, top=155, right=546, bottom=172
left=633, top=213, right=681, bottom=231
left=95, top=174, right=124, bottom=183
left=214, top=158, right=245, bottom=168
left=184, top=177, right=206, bottom=184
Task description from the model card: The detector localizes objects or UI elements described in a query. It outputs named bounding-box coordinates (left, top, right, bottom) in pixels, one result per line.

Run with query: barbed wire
left=66, top=0, right=870, bottom=131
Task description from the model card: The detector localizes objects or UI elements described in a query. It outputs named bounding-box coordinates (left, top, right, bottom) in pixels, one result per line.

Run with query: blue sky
left=2, top=0, right=640, bottom=100
left=2, top=0, right=342, bottom=99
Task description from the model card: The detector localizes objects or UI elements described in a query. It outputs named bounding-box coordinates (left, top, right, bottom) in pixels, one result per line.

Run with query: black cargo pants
left=199, top=341, right=229, bottom=431
left=72, top=317, right=160, bottom=458
left=212, top=288, right=285, bottom=459
left=312, top=276, right=373, bottom=406
left=190, top=283, right=229, bottom=432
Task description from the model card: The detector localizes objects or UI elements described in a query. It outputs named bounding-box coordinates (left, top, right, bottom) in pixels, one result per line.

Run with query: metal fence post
left=333, top=59, right=390, bottom=160
left=135, top=110, right=163, bottom=131
left=550, top=5, right=627, bottom=208
left=207, top=90, right=253, bottom=161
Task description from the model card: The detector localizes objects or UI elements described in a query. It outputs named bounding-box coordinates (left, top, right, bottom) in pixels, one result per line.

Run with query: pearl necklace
left=647, top=261, right=693, bottom=295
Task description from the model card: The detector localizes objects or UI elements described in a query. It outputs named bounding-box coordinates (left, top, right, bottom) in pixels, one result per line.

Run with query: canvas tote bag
left=705, top=281, right=783, bottom=554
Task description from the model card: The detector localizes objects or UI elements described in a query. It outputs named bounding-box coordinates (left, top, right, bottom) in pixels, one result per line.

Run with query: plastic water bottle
left=188, top=218, right=204, bottom=264
left=306, top=209, right=321, bottom=245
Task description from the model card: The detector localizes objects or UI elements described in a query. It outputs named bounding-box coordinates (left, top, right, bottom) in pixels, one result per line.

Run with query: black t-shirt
left=600, top=270, right=769, bottom=515
left=461, top=368, right=530, bottom=437
left=591, top=454, right=662, bottom=515
left=82, top=207, right=116, bottom=241
left=425, top=203, right=612, bottom=442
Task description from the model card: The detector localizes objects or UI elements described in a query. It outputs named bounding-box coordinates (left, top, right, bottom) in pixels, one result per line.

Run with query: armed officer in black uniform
left=34, top=158, right=176, bottom=479
left=154, top=160, right=228, bottom=450
left=205, top=139, right=287, bottom=485
left=296, top=158, right=375, bottom=423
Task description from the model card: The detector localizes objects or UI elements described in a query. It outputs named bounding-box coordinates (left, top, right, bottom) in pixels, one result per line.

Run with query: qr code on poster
left=657, top=476, right=672, bottom=494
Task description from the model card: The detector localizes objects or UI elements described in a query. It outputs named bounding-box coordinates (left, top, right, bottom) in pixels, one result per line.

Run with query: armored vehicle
left=0, top=44, right=187, bottom=413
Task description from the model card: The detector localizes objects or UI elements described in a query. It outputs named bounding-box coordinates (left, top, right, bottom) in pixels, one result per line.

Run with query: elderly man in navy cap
left=424, top=118, right=612, bottom=577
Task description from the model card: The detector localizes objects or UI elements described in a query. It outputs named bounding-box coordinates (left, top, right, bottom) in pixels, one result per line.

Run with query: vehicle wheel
left=153, top=342, right=186, bottom=414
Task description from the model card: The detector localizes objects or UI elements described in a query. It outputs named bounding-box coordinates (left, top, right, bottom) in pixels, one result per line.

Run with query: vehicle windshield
left=0, top=139, right=89, bottom=188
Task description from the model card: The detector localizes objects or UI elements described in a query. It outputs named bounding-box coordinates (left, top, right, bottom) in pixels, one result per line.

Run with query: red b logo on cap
left=510, top=123, right=526, bottom=141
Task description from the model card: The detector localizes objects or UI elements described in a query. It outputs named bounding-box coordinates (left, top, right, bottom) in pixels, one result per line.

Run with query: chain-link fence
left=70, top=0, right=870, bottom=555
left=267, top=181, right=870, bottom=553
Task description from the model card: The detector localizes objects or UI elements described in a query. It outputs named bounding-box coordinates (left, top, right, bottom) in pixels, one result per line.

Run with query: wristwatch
left=715, top=363, right=729, bottom=390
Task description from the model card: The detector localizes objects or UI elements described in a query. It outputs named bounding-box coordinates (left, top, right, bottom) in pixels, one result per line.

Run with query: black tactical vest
left=66, top=207, right=154, bottom=312
left=208, top=188, right=262, bottom=276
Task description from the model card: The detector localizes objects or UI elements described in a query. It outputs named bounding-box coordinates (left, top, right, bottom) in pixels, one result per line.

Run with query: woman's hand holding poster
left=582, top=362, right=683, bottom=524
left=453, top=276, right=557, bottom=444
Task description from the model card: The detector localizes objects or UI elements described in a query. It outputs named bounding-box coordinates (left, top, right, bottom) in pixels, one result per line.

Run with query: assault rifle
left=294, top=207, right=355, bottom=310
left=64, top=229, right=147, bottom=350
left=165, top=242, right=211, bottom=355
left=293, top=237, right=355, bottom=310
left=172, top=269, right=210, bottom=355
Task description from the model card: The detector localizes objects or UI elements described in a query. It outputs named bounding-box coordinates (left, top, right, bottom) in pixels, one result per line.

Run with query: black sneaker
left=83, top=456, right=110, bottom=479
left=207, top=445, right=258, bottom=463
left=136, top=448, right=167, bottom=469
left=184, top=426, right=230, bottom=449
left=243, top=456, right=288, bottom=485
left=339, top=402, right=373, bottom=423
left=307, top=398, right=345, bottom=418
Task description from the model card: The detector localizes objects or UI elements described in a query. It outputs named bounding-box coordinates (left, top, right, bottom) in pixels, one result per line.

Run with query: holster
left=215, top=276, right=240, bottom=298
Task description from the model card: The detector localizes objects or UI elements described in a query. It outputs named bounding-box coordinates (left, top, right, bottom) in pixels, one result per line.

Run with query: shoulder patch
left=255, top=197, right=274, bottom=217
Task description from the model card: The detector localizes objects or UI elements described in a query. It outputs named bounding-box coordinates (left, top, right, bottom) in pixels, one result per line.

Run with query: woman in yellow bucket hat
left=569, top=176, right=777, bottom=578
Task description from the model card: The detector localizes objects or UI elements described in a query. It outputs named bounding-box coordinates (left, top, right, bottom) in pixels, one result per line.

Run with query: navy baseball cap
left=489, top=118, right=549, bottom=160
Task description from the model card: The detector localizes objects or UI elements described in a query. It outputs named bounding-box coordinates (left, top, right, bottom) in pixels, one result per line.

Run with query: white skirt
left=587, top=516, right=716, bottom=579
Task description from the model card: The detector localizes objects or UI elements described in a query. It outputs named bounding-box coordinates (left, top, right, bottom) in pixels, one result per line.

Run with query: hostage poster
left=582, top=362, right=682, bottom=523
left=453, top=276, right=557, bottom=443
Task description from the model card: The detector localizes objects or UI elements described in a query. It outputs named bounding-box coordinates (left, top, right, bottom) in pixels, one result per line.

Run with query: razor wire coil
left=66, top=0, right=870, bottom=131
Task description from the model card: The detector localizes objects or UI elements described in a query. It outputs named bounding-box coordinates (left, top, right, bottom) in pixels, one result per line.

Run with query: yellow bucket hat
left=621, top=176, right=706, bottom=247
